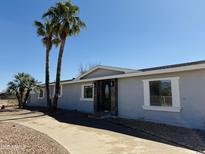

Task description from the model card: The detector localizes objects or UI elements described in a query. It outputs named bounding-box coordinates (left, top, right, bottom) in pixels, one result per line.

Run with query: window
left=53, top=85, right=63, bottom=97
left=143, top=77, right=181, bottom=112
left=38, top=89, right=44, bottom=99
left=149, top=80, right=172, bottom=106
left=81, top=84, right=94, bottom=101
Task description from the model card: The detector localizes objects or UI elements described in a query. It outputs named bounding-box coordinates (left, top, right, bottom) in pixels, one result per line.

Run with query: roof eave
left=48, top=63, right=205, bottom=86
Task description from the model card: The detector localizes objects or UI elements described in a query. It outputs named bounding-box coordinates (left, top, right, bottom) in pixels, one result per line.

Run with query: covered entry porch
left=93, top=79, right=118, bottom=116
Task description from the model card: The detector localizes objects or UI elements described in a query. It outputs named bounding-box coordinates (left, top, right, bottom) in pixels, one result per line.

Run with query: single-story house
left=29, top=60, right=205, bottom=130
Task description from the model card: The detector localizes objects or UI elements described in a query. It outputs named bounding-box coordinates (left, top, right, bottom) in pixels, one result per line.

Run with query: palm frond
left=40, top=0, right=86, bottom=40
left=37, top=28, right=46, bottom=36
left=42, top=7, right=57, bottom=19
left=52, top=38, right=61, bottom=47
left=34, top=20, right=44, bottom=28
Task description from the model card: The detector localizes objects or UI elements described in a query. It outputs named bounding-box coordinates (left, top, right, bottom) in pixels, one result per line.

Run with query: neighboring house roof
left=76, top=65, right=138, bottom=80
left=47, top=60, right=205, bottom=86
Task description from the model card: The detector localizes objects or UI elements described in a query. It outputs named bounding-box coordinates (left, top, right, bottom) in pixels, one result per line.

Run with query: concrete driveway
left=0, top=107, right=196, bottom=154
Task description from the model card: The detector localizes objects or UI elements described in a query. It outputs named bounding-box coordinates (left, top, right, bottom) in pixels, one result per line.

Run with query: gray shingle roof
left=139, top=60, right=205, bottom=72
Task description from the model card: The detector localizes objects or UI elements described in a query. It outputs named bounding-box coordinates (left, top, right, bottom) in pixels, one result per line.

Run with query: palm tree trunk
left=16, top=92, right=21, bottom=108
left=46, top=45, right=52, bottom=110
left=52, top=39, right=66, bottom=112
left=19, top=88, right=24, bottom=109
left=23, top=89, right=31, bottom=108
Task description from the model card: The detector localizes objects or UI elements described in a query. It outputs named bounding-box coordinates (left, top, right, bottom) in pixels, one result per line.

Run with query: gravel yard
left=110, top=118, right=205, bottom=153
left=0, top=122, right=69, bottom=154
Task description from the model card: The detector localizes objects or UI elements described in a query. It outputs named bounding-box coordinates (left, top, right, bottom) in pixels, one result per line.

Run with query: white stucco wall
left=29, top=82, right=94, bottom=113
left=118, top=69, right=205, bottom=130
left=29, top=69, right=205, bottom=130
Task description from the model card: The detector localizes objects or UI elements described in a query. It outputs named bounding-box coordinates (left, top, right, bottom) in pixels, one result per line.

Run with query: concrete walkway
left=0, top=108, right=196, bottom=154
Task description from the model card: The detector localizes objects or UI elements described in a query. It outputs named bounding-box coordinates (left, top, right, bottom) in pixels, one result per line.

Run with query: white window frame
left=143, top=77, right=181, bottom=112
left=38, top=88, right=45, bottom=99
left=53, top=84, right=63, bottom=97
left=80, top=84, right=94, bottom=101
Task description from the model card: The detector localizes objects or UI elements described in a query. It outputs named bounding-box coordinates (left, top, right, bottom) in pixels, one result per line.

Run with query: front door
left=94, top=79, right=118, bottom=115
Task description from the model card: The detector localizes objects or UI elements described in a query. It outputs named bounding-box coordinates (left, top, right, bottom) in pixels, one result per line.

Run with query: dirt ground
left=0, top=99, right=18, bottom=107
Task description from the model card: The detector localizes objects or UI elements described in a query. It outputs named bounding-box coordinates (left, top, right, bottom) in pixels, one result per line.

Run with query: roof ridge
left=96, top=64, right=137, bottom=71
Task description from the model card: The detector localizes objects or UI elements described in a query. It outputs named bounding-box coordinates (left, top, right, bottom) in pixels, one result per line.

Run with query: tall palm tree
left=34, top=20, right=60, bottom=110
left=43, top=0, right=86, bottom=112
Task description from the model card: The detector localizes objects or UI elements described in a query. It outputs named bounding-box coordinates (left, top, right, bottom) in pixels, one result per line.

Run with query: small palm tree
left=34, top=20, right=60, bottom=110
left=43, top=0, right=86, bottom=112
left=7, top=73, right=40, bottom=108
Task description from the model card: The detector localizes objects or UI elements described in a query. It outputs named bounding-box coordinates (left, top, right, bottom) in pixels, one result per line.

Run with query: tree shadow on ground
left=0, top=114, right=46, bottom=122
left=0, top=106, right=46, bottom=121
left=26, top=107, right=205, bottom=153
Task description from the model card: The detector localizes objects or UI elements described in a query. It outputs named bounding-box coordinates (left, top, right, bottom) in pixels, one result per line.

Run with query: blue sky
left=1, top=0, right=205, bottom=91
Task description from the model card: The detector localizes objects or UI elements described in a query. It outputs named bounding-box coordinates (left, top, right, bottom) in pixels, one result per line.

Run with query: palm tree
left=7, top=73, right=40, bottom=108
left=43, top=0, right=86, bottom=112
left=34, top=20, right=60, bottom=110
